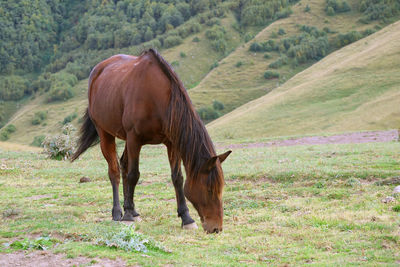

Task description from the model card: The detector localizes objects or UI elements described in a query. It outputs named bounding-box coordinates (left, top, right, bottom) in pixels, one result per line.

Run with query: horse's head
left=184, top=150, right=231, bottom=233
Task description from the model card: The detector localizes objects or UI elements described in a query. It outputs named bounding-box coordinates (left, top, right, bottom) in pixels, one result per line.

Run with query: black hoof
left=122, top=210, right=140, bottom=221
left=112, top=207, right=123, bottom=221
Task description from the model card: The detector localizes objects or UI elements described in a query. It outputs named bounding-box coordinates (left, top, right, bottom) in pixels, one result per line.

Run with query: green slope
left=207, top=21, right=400, bottom=140
left=189, top=0, right=397, bottom=113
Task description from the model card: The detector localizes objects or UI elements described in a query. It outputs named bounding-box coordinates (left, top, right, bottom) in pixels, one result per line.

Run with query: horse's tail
left=71, top=108, right=99, bottom=162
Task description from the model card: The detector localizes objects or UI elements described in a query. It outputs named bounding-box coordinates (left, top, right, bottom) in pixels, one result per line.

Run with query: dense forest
left=0, top=0, right=399, bottom=129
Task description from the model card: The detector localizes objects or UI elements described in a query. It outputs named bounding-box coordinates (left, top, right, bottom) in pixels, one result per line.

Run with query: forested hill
left=0, top=0, right=299, bottom=127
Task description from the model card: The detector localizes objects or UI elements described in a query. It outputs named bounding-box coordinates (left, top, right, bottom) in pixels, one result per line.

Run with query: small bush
left=0, top=124, right=16, bottom=140
left=212, top=100, right=224, bottom=111
left=393, top=205, right=400, bottom=212
left=43, top=124, right=77, bottom=160
left=180, top=52, right=186, bottom=58
left=31, top=135, right=45, bottom=147
left=326, top=6, right=335, bottom=16
left=270, top=32, right=278, bottom=38
left=4, top=124, right=16, bottom=133
left=192, top=36, right=200, bottom=42
left=0, top=131, right=9, bottom=141
left=304, top=5, right=311, bottom=12
left=244, top=33, right=254, bottom=42
left=63, top=112, right=78, bottom=125
left=198, top=107, right=220, bottom=121
left=235, top=61, right=243, bottom=68
left=171, top=61, right=180, bottom=67
left=163, top=35, right=183, bottom=48
left=32, top=111, right=47, bottom=125
left=264, top=71, right=280, bottom=79
left=264, top=53, right=271, bottom=59
left=210, top=62, right=219, bottom=70
left=268, top=56, right=288, bottom=69
left=278, top=28, right=286, bottom=35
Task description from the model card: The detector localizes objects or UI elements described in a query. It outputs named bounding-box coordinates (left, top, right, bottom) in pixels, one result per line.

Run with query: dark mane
left=143, top=48, right=222, bottom=193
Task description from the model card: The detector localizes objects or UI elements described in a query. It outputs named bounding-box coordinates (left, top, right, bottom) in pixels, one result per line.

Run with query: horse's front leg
left=121, top=138, right=142, bottom=221
left=98, top=130, right=122, bottom=221
left=166, top=143, right=197, bottom=229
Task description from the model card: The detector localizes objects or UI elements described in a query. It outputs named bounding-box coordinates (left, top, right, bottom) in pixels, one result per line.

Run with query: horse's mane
left=142, top=48, right=222, bottom=193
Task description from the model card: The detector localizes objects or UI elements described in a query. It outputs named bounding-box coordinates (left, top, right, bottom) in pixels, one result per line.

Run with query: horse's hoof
left=122, top=213, right=141, bottom=222
left=112, top=209, right=123, bottom=221
left=182, top=222, right=198, bottom=230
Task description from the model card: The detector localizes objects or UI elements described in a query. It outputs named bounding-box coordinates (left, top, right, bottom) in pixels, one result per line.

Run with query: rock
left=394, top=185, right=400, bottom=193
left=79, top=177, right=91, bottom=183
left=382, top=196, right=395, bottom=203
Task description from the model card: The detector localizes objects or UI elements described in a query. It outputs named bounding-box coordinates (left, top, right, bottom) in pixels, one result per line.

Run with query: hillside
left=188, top=0, right=399, bottom=114
left=207, top=20, right=400, bottom=140
left=1, top=0, right=400, bottom=145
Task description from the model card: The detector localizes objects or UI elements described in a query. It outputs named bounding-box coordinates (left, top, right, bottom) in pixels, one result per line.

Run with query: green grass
left=1, top=140, right=399, bottom=265
left=208, top=20, right=400, bottom=140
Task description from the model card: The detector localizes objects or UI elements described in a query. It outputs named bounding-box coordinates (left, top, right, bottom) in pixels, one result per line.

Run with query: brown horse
left=71, top=49, right=231, bottom=233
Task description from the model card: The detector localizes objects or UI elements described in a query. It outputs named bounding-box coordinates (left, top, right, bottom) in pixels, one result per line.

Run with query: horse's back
left=88, top=53, right=171, bottom=143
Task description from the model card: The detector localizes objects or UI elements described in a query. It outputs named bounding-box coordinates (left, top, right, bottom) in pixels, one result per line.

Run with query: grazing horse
left=71, top=49, right=231, bottom=233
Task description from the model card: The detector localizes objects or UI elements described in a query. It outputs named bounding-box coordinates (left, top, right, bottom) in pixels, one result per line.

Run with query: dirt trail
left=219, top=130, right=399, bottom=149
left=0, top=251, right=127, bottom=267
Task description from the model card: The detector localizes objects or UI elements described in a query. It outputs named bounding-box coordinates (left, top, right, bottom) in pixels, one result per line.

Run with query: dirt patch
left=25, top=194, right=53, bottom=201
left=220, top=130, right=398, bottom=149
left=0, top=251, right=128, bottom=267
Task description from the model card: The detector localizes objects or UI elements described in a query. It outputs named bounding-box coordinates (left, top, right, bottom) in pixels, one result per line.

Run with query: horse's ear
left=218, top=150, right=232, bottom=164
left=201, top=156, right=218, bottom=173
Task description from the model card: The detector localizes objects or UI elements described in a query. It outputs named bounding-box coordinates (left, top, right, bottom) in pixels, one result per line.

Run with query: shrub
left=211, top=39, right=227, bottom=53
left=210, top=62, right=219, bottom=70
left=205, top=25, right=226, bottom=41
left=180, top=52, right=186, bottom=58
left=43, top=124, right=77, bottom=160
left=325, top=0, right=351, bottom=15
left=63, top=112, right=78, bottom=125
left=244, top=33, right=254, bottom=42
left=198, top=107, right=220, bottom=121
left=4, top=124, right=16, bottom=133
left=278, top=28, right=286, bottom=35
left=326, top=6, right=335, bottom=16
left=31, top=135, right=45, bottom=147
left=270, top=32, right=278, bottom=38
left=0, top=76, right=29, bottom=101
left=249, top=42, right=263, bottom=52
left=235, top=61, right=243, bottom=68
left=163, top=35, right=183, bottom=48
left=212, top=100, right=224, bottom=111
left=264, top=53, right=271, bottom=59
left=333, top=31, right=363, bottom=48
left=0, top=124, right=16, bottom=141
left=46, top=72, right=77, bottom=103
left=171, top=61, right=180, bottom=67
left=304, top=5, right=311, bottom=12
left=268, top=56, right=288, bottom=69
left=192, top=36, right=200, bottom=42
left=264, top=71, right=280, bottom=79
left=32, top=111, right=47, bottom=125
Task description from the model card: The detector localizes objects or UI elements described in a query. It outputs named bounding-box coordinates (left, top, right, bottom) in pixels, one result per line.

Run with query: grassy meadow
left=1, top=139, right=399, bottom=265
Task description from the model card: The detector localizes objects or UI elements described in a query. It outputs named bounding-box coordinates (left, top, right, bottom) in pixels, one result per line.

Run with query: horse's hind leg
left=121, top=135, right=142, bottom=221
left=98, top=129, right=122, bottom=221
left=166, top=143, right=197, bottom=229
